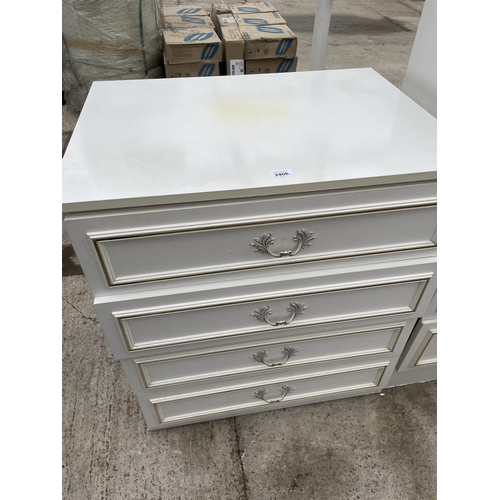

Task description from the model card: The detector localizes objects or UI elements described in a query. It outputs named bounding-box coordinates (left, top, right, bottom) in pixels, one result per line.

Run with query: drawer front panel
left=95, top=205, right=436, bottom=286
left=411, top=322, right=437, bottom=367
left=423, top=291, right=437, bottom=320
left=416, top=331, right=437, bottom=365
left=64, top=182, right=436, bottom=296
left=397, top=319, right=437, bottom=371
left=139, top=361, right=389, bottom=428
left=116, top=277, right=428, bottom=352
left=127, top=323, right=406, bottom=392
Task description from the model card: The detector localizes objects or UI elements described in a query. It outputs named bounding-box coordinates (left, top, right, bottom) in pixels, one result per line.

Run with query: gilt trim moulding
left=114, top=276, right=431, bottom=352
left=131, top=322, right=407, bottom=364
left=66, top=180, right=437, bottom=233
left=134, top=324, right=404, bottom=390
left=91, top=204, right=437, bottom=287
left=86, top=201, right=438, bottom=240
left=149, top=363, right=389, bottom=426
left=411, top=329, right=437, bottom=367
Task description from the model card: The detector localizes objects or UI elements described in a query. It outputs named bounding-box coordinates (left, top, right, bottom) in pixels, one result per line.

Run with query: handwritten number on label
left=269, top=169, right=294, bottom=178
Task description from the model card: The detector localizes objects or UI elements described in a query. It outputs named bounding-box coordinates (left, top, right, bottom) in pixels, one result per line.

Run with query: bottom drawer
left=137, top=358, right=394, bottom=429
left=123, top=319, right=413, bottom=394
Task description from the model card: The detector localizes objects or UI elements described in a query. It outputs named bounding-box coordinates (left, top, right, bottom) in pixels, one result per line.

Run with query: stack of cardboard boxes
left=159, top=2, right=298, bottom=77
left=213, top=1, right=298, bottom=75
left=160, top=4, right=223, bottom=77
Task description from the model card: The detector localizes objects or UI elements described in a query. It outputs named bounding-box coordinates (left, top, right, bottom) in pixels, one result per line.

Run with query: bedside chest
left=62, top=68, right=437, bottom=430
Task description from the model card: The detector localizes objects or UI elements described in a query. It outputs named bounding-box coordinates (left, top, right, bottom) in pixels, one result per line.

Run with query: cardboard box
left=164, top=61, right=220, bottom=77
left=164, top=15, right=215, bottom=29
left=162, top=5, right=209, bottom=17
left=229, top=2, right=277, bottom=14
left=245, top=57, right=297, bottom=74
left=220, top=27, right=245, bottom=75
left=211, top=3, right=232, bottom=32
left=236, top=11, right=287, bottom=26
left=211, top=3, right=232, bottom=21
left=163, top=28, right=222, bottom=64
left=239, top=25, right=297, bottom=59
left=217, top=14, right=238, bottom=30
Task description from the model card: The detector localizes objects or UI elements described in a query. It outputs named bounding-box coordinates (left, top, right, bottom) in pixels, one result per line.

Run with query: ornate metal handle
left=251, top=302, right=307, bottom=326
left=251, top=229, right=316, bottom=258
left=253, top=385, right=295, bottom=404
left=251, top=346, right=299, bottom=367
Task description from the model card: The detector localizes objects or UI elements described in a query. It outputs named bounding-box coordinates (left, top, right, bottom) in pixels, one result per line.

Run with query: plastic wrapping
left=62, top=0, right=164, bottom=111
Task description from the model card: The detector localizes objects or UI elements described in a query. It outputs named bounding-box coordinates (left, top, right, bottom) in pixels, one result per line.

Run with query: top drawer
left=64, top=182, right=436, bottom=296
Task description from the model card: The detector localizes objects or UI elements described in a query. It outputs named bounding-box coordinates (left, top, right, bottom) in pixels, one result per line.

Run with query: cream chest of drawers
left=62, top=68, right=437, bottom=430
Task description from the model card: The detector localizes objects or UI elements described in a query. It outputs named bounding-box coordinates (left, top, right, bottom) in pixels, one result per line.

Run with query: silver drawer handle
left=251, top=346, right=299, bottom=367
left=251, top=302, right=307, bottom=326
left=253, top=384, right=295, bottom=404
left=251, top=229, right=316, bottom=258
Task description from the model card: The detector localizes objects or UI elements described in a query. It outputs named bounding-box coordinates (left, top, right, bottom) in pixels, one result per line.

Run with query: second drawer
left=94, top=258, right=436, bottom=359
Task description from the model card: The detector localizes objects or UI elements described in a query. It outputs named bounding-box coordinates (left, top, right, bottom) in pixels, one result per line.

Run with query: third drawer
left=121, top=317, right=418, bottom=393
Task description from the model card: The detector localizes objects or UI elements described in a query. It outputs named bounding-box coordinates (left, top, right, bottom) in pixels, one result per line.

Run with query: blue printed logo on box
left=276, top=39, right=293, bottom=56
left=236, top=7, right=260, bottom=12
left=242, top=17, right=267, bottom=25
left=201, top=43, right=219, bottom=60
left=184, top=32, right=214, bottom=42
left=180, top=16, right=207, bottom=24
left=256, top=26, right=284, bottom=33
left=277, top=59, right=294, bottom=72
left=198, top=63, right=216, bottom=76
left=177, top=8, right=202, bottom=14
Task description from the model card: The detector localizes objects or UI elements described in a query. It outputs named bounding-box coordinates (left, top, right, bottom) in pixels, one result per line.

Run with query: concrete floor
left=62, top=1, right=436, bottom=498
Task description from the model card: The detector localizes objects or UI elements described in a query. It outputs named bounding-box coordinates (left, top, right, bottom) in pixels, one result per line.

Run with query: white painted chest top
left=63, top=68, right=437, bottom=430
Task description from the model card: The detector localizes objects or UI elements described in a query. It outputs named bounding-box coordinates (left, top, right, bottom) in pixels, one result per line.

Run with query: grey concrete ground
left=63, top=1, right=436, bottom=498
